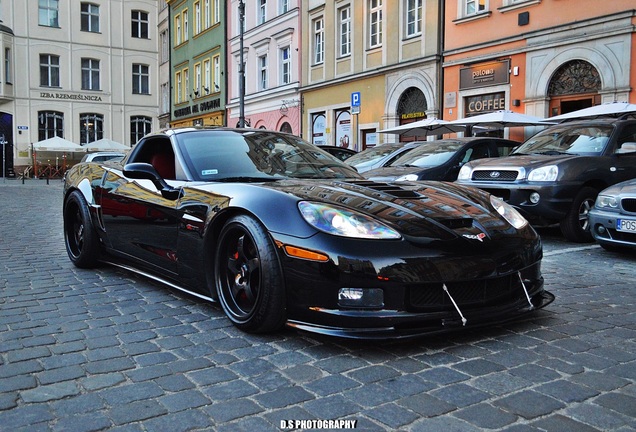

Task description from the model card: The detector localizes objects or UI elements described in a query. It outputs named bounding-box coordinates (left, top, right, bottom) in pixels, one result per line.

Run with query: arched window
left=397, top=87, right=427, bottom=121
left=131, top=116, right=152, bottom=145
left=548, top=60, right=601, bottom=96
left=80, top=113, right=103, bottom=144
left=38, top=111, right=64, bottom=141
left=279, top=122, right=292, bottom=134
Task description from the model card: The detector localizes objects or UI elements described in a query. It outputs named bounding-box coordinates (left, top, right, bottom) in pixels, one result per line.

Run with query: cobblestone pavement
left=1, top=179, right=635, bottom=431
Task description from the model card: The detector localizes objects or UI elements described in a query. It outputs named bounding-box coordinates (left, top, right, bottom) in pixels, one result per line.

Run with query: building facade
left=226, top=0, right=301, bottom=134
left=158, top=0, right=171, bottom=129
left=301, top=0, right=443, bottom=150
left=167, top=0, right=226, bottom=128
left=443, top=0, right=636, bottom=141
left=0, top=0, right=159, bottom=175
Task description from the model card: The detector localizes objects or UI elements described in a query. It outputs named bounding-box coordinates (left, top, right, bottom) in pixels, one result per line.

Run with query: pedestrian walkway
left=0, top=181, right=635, bottom=431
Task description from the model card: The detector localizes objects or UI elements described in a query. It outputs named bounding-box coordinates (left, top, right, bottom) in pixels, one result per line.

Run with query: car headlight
left=395, top=174, right=419, bottom=182
left=298, top=201, right=401, bottom=239
left=595, top=194, right=618, bottom=209
left=528, top=165, right=558, bottom=182
left=457, top=165, right=472, bottom=180
left=490, top=195, right=528, bottom=229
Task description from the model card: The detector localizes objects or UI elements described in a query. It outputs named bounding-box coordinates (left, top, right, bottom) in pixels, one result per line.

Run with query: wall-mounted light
left=512, top=99, right=521, bottom=107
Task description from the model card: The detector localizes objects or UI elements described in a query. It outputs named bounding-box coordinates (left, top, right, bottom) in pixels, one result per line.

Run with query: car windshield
left=345, top=144, right=403, bottom=169
left=513, top=125, right=613, bottom=156
left=390, top=142, right=462, bottom=167
left=177, top=130, right=361, bottom=182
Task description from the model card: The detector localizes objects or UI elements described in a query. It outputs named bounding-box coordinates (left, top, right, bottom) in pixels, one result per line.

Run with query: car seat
left=150, top=153, right=175, bottom=179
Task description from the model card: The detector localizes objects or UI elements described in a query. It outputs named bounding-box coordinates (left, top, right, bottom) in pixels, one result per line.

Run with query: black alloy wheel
left=560, top=186, right=598, bottom=243
left=215, top=215, right=286, bottom=333
left=63, top=190, right=99, bottom=268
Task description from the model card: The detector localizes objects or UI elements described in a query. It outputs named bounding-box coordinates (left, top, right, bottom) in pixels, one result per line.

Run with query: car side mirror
left=616, top=142, right=636, bottom=155
left=123, top=162, right=180, bottom=200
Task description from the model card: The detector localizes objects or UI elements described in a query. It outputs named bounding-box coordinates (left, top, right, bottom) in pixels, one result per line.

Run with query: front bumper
left=589, top=208, right=636, bottom=249
left=457, top=180, right=580, bottom=225
left=274, top=231, right=553, bottom=339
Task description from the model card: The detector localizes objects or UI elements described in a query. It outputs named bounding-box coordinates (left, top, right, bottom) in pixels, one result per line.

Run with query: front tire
left=215, top=215, right=286, bottom=333
left=560, top=187, right=597, bottom=243
left=63, top=190, right=100, bottom=268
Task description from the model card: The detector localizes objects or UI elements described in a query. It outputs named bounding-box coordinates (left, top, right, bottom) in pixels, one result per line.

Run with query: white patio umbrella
left=379, top=118, right=467, bottom=137
left=33, top=136, right=86, bottom=153
left=546, top=102, right=636, bottom=122
left=448, top=110, right=553, bottom=128
left=84, top=138, right=129, bottom=152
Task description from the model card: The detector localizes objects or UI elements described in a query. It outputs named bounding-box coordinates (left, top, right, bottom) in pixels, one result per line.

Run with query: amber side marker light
left=282, top=245, right=329, bottom=262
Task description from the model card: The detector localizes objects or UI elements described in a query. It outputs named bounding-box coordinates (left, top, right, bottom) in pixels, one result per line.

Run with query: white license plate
left=616, top=219, right=636, bottom=232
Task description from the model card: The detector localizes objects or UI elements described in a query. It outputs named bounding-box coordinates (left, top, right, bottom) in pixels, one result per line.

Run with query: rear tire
left=560, top=187, right=597, bottom=243
left=63, top=190, right=100, bottom=268
left=215, top=215, right=286, bottom=333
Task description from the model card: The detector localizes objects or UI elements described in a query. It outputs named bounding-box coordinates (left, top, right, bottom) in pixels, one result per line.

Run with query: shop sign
left=40, top=92, right=103, bottom=102
left=460, top=60, right=510, bottom=90
left=174, top=98, right=221, bottom=118
left=465, top=92, right=506, bottom=116
left=401, top=112, right=426, bottom=120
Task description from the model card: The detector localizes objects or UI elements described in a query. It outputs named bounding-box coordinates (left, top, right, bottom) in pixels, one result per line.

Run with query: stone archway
left=548, top=60, right=601, bottom=117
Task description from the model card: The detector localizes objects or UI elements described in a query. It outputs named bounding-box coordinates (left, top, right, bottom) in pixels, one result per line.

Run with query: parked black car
left=317, top=145, right=357, bottom=161
left=62, top=127, right=553, bottom=339
left=345, top=142, right=423, bottom=173
left=363, top=137, right=519, bottom=182
left=456, top=116, right=636, bottom=242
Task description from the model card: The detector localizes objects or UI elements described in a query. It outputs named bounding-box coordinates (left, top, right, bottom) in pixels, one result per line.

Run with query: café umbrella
left=32, top=136, right=85, bottom=177
left=379, top=118, right=467, bottom=137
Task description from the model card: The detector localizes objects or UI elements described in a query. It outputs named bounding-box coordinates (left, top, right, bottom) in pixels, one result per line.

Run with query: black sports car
left=62, top=128, right=554, bottom=339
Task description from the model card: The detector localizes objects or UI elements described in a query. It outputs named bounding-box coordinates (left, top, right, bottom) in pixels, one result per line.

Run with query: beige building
left=0, top=0, right=159, bottom=175
left=301, top=0, right=443, bottom=150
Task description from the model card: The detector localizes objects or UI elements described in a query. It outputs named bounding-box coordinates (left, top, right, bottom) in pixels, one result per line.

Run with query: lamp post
left=238, top=0, right=246, bottom=128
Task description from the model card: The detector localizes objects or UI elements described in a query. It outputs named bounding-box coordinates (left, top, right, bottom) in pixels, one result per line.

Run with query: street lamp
left=238, top=0, right=246, bottom=128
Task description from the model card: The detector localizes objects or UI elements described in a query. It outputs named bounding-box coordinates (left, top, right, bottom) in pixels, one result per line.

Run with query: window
left=258, top=0, right=267, bottom=24
left=131, top=10, right=149, bottom=39
left=79, top=113, right=103, bottom=145
left=176, top=71, right=182, bottom=102
left=132, top=64, right=149, bottom=95
left=161, top=83, right=170, bottom=114
left=213, top=56, right=220, bottom=91
left=160, top=30, right=169, bottom=63
left=204, top=0, right=211, bottom=28
left=213, top=0, right=220, bottom=24
left=194, top=2, right=201, bottom=34
left=131, top=116, right=152, bottom=145
left=465, top=0, right=486, bottom=15
left=39, top=0, right=59, bottom=27
left=81, top=3, right=100, bottom=32
left=183, top=68, right=190, bottom=99
left=259, top=55, right=268, bottom=90
left=339, top=6, right=351, bottom=57
left=279, top=0, right=289, bottom=14
left=194, top=63, right=201, bottom=97
left=313, top=17, right=324, bottom=65
left=5, top=48, right=11, bottom=84
left=280, top=47, right=291, bottom=85
left=38, top=111, right=64, bottom=141
left=81, top=58, right=100, bottom=90
left=175, top=15, right=182, bottom=45
left=183, top=10, right=189, bottom=41
left=369, top=0, right=382, bottom=48
left=40, top=54, right=60, bottom=87
left=405, top=0, right=422, bottom=37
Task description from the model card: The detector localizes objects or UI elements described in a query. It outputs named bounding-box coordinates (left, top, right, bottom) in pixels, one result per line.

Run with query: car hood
left=599, top=178, right=636, bottom=196
left=363, top=166, right=423, bottom=181
left=261, top=179, right=527, bottom=243
left=469, top=154, right=576, bottom=170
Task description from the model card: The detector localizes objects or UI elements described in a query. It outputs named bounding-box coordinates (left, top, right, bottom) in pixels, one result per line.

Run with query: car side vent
left=437, top=218, right=474, bottom=229
left=352, top=181, right=425, bottom=199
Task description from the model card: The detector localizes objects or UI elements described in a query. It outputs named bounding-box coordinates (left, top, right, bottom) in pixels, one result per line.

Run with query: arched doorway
left=548, top=60, right=601, bottom=117
left=397, top=87, right=427, bottom=142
